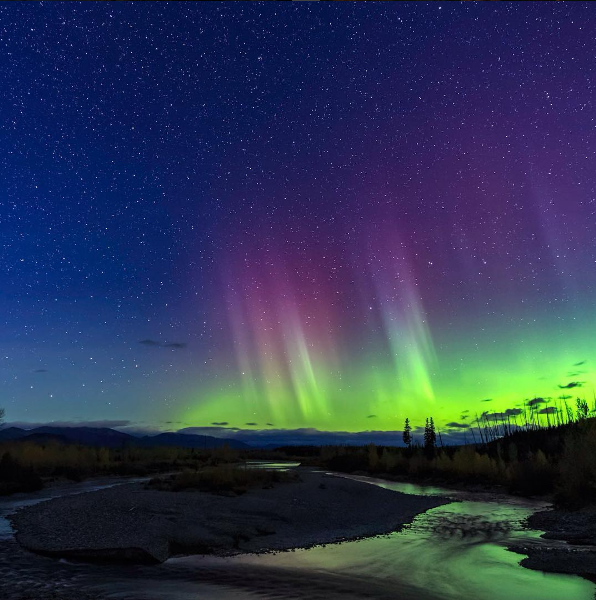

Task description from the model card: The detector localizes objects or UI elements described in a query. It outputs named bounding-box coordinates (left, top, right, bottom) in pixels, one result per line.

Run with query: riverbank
left=336, top=471, right=596, bottom=585
left=4, top=473, right=595, bottom=600
left=345, top=469, right=512, bottom=496
left=510, top=507, right=596, bottom=581
left=10, top=470, right=449, bottom=564
left=358, top=471, right=596, bottom=583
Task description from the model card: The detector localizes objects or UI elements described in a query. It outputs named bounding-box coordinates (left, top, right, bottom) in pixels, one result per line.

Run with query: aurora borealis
left=2, top=3, right=596, bottom=443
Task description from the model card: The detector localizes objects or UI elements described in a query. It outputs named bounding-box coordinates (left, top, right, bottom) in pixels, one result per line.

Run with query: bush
left=555, top=422, right=596, bottom=507
left=508, top=450, right=556, bottom=496
left=325, top=452, right=368, bottom=473
left=0, top=452, right=43, bottom=495
left=443, top=447, right=501, bottom=482
left=148, top=465, right=300, bottom=495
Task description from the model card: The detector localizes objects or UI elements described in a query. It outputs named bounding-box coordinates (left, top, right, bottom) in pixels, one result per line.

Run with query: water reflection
left=149, top=494, right=591, bottom=600
left=244, top=460, right=301, bottom=471
left=79, top=475, right=594, bottom=600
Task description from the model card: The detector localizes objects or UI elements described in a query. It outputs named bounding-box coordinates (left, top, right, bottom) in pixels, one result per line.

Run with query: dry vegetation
left=148, top=465, right=300, bottom=495
left=312, top=418, right=596, bottom=507
left=0, top=440, right=251, bottom=495
left=3, top=416, right=596, bottom=508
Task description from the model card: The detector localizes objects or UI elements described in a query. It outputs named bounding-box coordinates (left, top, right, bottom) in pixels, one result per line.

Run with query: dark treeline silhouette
left=470, top=396, right=595, bottom=444
left=0, top=440, right=283, bottom=495
left=275, top=399, right=596, bottom=508
left=3, top=396, right=596, bottom=506
left=402, top=418, right=412, bottom=447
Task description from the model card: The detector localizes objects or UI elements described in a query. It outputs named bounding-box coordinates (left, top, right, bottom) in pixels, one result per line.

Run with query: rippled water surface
left=1, top=473, right=594, bottom=600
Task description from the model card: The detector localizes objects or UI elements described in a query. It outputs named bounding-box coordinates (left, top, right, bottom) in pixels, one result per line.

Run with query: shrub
left=0, top=452, right=43, bottom=494
left=326, top=452, right=368, bottom=473
left=555, top=422, right=596, bottom=507
left=148, top=465, right=300, bottom=495
left=508, top=450, right=556, bottom=495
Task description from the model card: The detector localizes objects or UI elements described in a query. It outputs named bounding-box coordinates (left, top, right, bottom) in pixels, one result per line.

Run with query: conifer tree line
left=423, top=417, right=436, bottom=450
left=401, top=416, right=439, bottom=450
left=402, top=418, right=412, bottom=447
left=401, top=396, right=595, bottom=450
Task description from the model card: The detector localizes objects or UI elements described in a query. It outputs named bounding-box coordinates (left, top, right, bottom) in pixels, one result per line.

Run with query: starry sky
left=2, top=2, right=596, bottom=443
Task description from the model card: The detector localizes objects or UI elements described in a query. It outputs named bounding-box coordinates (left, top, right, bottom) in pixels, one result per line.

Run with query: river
left=1, top=472, right=594, bottom=600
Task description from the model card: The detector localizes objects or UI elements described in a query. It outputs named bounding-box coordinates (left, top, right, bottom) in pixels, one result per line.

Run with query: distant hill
left=15, top=432, right=73, bottom=445
left=258, top=443, right=290, bottom=451
left=0, top=426, right=251, bottom=450
left=0, top=427, right=28, bottom=441
left=34, top=426, right=134, bottom=447
left=140, top=432, right=250, bottom=450
left=0, top=426, right=135, bottom=447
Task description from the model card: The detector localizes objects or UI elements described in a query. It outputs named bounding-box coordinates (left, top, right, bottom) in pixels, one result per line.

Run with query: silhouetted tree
left=424, top=417, right=437, bottom=457
left=429, top=417, right=437, bottom=447
left=576, top=398, right=589, bottom=421
left=423, top=418, right=436, bottom=447
left=564, top=400, right=574, bottom=424
left=402, top=418, right=412, bottom=447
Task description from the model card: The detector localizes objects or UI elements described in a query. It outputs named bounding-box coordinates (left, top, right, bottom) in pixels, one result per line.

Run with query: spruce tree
left=429, top=417, right=437, bottom=447
left=423, top=417, right=430, bottom=448
left=423, top=417, right=436, bottom=457
left=402, top=418, right=412, bottom=447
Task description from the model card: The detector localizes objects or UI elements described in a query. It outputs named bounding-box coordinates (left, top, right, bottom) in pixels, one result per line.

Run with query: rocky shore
left=10, top=470, right=449, bottom=564
left=511, top=506, right=596, bottom=581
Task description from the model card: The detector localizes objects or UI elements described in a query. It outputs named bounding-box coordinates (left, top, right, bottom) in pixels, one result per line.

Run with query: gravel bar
left=10, top=470, right=449, bottom=564
left=510, top=506, right=596, bottom=581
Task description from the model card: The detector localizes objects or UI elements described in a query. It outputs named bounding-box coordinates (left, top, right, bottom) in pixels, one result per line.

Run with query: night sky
left=2, top=3, right=596, bottom=443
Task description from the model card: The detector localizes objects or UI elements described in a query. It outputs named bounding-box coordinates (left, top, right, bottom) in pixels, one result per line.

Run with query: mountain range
left=0, top=426, right=251, bottom=450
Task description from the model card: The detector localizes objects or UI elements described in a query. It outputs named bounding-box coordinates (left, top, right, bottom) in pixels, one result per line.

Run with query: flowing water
left=1, top=473, right=594, bottom=600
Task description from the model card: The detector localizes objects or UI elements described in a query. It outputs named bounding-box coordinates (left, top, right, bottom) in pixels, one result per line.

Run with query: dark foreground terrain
left=510, top=507, right=596, bottom=581
left=11, top=470, right=448, bottom=564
